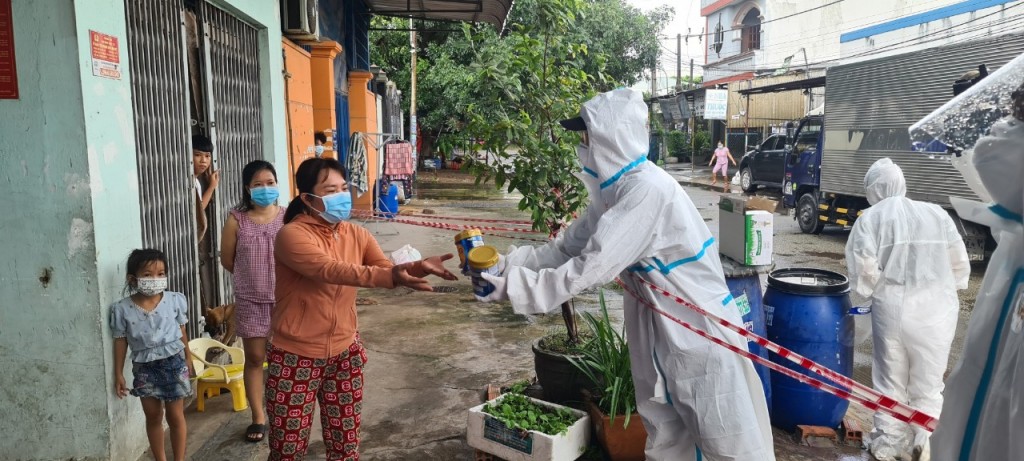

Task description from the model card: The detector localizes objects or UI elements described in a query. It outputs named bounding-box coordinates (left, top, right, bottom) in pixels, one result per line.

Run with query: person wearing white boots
left=845, top=158, right=970, bottom=461
left=476, top=88, right=775, bottom=461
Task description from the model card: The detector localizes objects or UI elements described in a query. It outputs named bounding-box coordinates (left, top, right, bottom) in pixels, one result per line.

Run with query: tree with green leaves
left=369, top=1, right=673, bottom=164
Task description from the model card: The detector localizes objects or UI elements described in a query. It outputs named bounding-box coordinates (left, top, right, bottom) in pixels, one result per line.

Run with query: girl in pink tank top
left=219, top=160, right=285, bottom=442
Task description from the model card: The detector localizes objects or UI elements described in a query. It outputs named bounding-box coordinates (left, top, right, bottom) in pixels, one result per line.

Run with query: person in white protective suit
left=845, top=158, right=971, bottom=461
left=475, top=88, right=775, bottom=461
left=930, top=82, right=1024, bottom=461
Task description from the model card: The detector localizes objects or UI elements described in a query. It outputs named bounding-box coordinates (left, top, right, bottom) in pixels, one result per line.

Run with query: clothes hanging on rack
left=348, top=133, right=369, bottom=198
left=380, top=140, right=416, bottom=201
left=385, top=142, right=415, bottom=176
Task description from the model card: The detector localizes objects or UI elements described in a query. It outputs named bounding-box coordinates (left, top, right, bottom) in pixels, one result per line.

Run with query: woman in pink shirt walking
left=709, top=141, right=737, bottom=191
left=219, top=160, right=286, bottom=443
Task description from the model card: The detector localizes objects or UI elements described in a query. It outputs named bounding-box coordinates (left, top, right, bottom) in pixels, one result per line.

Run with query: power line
left=665, top=0, right=845, bottom=41
left=660, top=0, right=961, bottom=51
left=703, top=0, right=956, bottom=56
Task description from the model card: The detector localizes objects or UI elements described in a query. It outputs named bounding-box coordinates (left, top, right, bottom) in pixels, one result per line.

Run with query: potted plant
left=570, top=290, right=647, bottom=461
left=467, top=384, right=591, bottom=461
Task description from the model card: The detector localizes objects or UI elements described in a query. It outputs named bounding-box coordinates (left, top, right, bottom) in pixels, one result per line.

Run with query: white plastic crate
left=467, top=394, right=590, bottom=461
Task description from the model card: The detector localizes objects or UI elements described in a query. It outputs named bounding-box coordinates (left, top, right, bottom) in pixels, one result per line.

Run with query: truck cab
left=782, top=115, right=823, bottom=209
left=782, top=115, right=871, bottom=235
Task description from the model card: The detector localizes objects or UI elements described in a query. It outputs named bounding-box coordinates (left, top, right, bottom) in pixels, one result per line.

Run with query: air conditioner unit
left=281, top=0, right=320, bottom=41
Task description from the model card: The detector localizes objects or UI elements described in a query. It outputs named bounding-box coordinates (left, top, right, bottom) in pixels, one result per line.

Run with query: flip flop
left=245, top=423, right=266, bottom=443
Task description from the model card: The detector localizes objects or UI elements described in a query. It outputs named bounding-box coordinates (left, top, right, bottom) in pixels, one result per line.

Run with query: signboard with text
left=704, top=89, right=728, bottom=120
left=90, top=30, right=121, bottom=80
left=0, top=0, right=18, bottom=99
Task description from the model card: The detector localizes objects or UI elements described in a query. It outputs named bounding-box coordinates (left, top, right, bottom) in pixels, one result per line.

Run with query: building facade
left=839, top=0, right=1024, bottom=63
left=701, top=0, right=765, bottom=86
left=0, top=0, right=288, bottom=459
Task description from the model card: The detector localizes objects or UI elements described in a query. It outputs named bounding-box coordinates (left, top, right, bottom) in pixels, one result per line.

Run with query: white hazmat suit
left=931, top=117, right=1024, bottom=461
left=480, top=89, right=775, bottom=461
left=845, top=158, right=970, bottom=461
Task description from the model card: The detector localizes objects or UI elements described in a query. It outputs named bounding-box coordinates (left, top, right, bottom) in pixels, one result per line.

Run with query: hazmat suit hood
left=864, top=158, right=907, bottom=205
left=577, top=88, right=650, bottom=190
left=972, top=117, right=1024, bottom=218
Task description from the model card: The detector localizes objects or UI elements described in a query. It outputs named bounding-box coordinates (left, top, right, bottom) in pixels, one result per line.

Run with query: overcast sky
left=625, top=0, right=707, bottom=93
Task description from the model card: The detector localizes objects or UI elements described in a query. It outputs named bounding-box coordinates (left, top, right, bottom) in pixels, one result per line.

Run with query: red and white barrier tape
left=352, top=212, right=545, bottom=235
left=617, top=276, right=939, bottom=432
left=383, top=212, right=534, bottom=226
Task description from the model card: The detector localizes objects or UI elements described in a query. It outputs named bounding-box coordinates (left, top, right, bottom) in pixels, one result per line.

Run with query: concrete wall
left=839, top=0, right=1024, bottom=63
left=0, top=0, right=289, bottom=459
left=283, top=38, right=316, bottom=198
left=0, top=0, right=143, bottom=459
left=762, top=0, right=842, bottom=71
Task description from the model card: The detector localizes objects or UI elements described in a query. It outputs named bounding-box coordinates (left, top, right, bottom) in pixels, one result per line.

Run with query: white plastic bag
left=731, top=172, right=741, bottom=185
left=390, top=244, right=422, bottom=265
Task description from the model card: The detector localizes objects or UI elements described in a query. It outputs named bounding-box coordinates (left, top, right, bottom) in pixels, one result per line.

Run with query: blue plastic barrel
left=378, top=184, right=400, bottom=218
left=763, top=268, right=853, bottom=431
left=721, top=260, right=772, bottom=415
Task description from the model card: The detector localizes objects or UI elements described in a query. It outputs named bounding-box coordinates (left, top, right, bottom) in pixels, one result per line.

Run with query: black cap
left=559, top=116, right=587, bottom=131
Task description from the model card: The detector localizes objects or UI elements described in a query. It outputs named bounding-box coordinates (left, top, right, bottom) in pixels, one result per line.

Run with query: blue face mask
left=315, top=145, right=325, bottom=157
left=311, top=191, right=352, bottom=223
left=250, top=186, right=279, bottom=207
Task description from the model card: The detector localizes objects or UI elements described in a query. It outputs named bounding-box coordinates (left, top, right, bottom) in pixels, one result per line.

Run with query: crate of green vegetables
left=467, top=391, right=590, bottom=461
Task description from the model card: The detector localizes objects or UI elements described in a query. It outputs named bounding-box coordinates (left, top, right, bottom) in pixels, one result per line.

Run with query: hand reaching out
left=392, top=253, right=458, bottom=291
left=408, top=254, right=458, bottom=280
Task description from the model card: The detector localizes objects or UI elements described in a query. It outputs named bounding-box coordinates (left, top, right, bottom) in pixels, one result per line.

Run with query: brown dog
left=203, top=303, right=237, bottom=347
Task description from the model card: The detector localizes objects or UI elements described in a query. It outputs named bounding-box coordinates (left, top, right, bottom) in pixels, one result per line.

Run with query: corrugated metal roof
left=362, top=0, right=515, bottom=29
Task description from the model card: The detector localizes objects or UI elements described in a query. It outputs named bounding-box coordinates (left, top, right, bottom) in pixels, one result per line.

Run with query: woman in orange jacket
left=266, top=157, right=456, bottom=461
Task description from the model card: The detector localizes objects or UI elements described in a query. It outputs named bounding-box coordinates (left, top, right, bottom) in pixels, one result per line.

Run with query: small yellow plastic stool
left=188, top=338, right=248, bottom=412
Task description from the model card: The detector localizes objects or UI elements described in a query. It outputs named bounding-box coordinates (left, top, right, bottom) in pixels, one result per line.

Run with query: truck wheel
left=798, top=193, right=825, bottom=234
left=740, top=168, right=756, bottom=193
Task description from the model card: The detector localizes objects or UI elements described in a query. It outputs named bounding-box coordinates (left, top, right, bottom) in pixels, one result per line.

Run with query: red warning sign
left=90, top=30, right=121, bottom=80
left=0, top=0, right=18, bottom=99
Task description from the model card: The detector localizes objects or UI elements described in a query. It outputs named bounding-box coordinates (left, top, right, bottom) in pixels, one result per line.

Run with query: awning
left=362, top=0, right=515, bottom=30
left=738, top=76, right=826, bottom=95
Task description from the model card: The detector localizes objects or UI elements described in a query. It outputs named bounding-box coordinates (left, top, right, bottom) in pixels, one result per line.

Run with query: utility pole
left=689, top=59, right=694, bottom=90
left=676, top=33, right=682, bottom=92
left=689, top=58, right=695, bottom=176
left=650, top=57, right=657, bottom=98
left=409, top=18, right=418, bottom=163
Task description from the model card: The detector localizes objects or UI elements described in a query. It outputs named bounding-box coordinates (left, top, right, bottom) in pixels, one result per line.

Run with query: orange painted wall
left=348, top=71, right=379, bottom=212
left=308, top=42, right=342, bottom=146
left=282, top=39, right=315, bottom=199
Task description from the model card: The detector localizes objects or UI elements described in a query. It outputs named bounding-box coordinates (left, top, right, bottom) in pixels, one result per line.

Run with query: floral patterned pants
left=265, top=338, right=366, bottom=461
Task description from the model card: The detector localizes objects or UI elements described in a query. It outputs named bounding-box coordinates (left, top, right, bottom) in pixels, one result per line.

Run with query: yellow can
left=454, top=229, right=484, bottom=274
left=468, top=245, right=501, bottom=297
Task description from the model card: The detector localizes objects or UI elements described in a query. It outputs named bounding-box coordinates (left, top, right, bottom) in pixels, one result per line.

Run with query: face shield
left=908, top=51, right=1024, bottom=203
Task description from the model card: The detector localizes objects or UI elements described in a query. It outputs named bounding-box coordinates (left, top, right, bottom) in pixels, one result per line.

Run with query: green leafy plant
left=483, top=388, right=581, bottom=436
left=569, top=290, right=637, bottom=428
left=667, top=130, right=690, bottom=160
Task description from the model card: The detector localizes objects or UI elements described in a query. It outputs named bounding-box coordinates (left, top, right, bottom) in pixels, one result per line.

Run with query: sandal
left=245, top=423, right=266, bottom=443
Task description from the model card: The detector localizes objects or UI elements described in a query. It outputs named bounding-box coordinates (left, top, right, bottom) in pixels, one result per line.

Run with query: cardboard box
left=719, top=196, right=776, bottom=266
